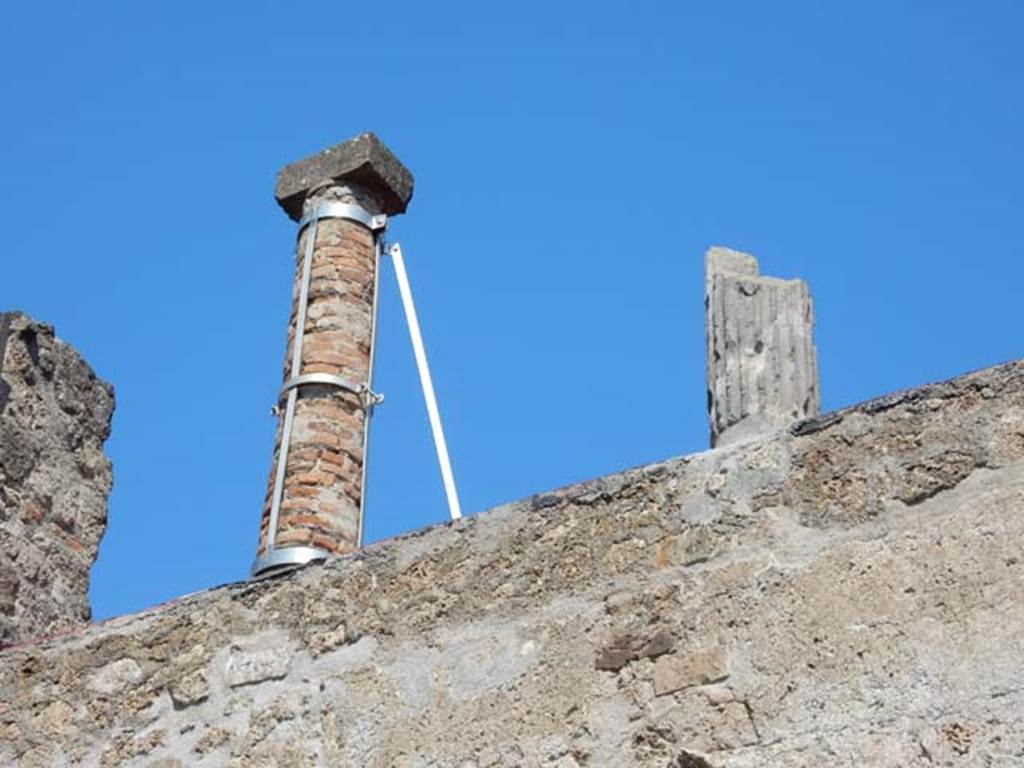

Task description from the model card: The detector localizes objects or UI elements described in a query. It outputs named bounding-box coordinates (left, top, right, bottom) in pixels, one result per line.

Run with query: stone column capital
left=274, top=133, right=414, bottom=221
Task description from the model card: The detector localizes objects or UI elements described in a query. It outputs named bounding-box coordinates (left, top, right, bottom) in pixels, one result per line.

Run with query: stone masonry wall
left=0, top=313, right=114, bottom=646
left=1, top=360, right=1023, bottom=766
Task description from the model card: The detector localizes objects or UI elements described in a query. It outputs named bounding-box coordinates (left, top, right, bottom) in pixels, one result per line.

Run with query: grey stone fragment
left=668, top=750, right=715, bottom=768
left=274, top=132, right=414, bottom=220
left=88, top=658, right=143, bottom=695
left=595, top=629, right=674, bottom=671
left=168, top=669, right=209, bottom=707
left=705, top=246, right=819, bottom=448
left=594, top=641, right=635, bottom=672
left=224, top=645, right=291, bottom=687
left=652, top=646, right=730, bottom=696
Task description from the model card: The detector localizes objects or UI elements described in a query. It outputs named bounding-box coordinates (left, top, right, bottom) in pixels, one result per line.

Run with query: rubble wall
left=2, top=360, right=1022, bottom=767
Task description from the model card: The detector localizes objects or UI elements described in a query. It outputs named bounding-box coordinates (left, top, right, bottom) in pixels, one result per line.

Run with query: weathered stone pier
left=704, top=246, right=819, bottom=447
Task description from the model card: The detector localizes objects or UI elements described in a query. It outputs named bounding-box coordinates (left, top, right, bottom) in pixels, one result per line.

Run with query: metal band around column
left=251, top=202, right=387, bottom=578
left=298, top=202, right=387, bottom=233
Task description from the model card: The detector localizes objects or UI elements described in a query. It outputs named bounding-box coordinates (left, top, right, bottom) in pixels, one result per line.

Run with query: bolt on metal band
left=297, top=202, right=387, bottom=233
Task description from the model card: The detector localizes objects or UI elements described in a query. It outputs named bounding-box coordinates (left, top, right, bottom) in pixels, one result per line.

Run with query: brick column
left=252, top=133, right=413, bottom=576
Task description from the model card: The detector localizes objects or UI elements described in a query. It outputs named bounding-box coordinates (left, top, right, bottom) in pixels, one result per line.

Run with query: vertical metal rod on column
left=389, top=242, right=463, bottom=521
left=356, top=233, right=384, bottom=547
left=265, top=216, right=320, bottom=552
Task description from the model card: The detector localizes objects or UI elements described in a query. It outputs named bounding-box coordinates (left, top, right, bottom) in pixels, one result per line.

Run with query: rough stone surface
left=275, top=132, right=414, bottom=220
left=705, top=246, right=819, bottom=447
left=652, top=645, right=729, bottom=696
left=3, top=359, right=1024, bottom=766
left=256, top=180, right=386, bottom=564
left=0, top=312, right=114, bottom=647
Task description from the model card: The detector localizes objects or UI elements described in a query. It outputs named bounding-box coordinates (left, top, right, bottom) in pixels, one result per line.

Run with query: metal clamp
left=280, top=372, right=384, bottom=409
left=250, top=545, right=330, bottom=579
left=282, top=372, right=363, bottom=397
left=298, top=202, right=387, bottom=233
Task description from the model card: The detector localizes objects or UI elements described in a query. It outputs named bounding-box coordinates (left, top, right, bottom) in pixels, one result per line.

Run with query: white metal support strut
left=389, top=242, right=463, bottom=521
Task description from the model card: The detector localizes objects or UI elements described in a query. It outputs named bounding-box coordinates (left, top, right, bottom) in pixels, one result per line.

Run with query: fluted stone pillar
left=252, top=133, right=413, bottom=576
left=705, top=246, right=819, bottom=447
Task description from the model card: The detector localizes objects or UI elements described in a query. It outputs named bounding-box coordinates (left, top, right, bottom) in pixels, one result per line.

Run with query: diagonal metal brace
left=388, top=242, right=463, bottom=521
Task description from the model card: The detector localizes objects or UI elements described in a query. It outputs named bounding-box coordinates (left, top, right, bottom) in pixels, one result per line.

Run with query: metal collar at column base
left=250, top=545, right=331, bottom=579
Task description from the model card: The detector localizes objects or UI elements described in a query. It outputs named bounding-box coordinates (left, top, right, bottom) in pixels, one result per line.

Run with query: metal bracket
left=282, top=372, right=362, bottom=397
left=298, top=202, right=388, bottom=233
left=250, top=545, right=330, bottom=579
left=280, top=372, right=383, bottom=409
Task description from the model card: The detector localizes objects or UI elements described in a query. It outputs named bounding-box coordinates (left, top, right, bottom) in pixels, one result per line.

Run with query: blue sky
left=1, top=2, right=1021, bottom=620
